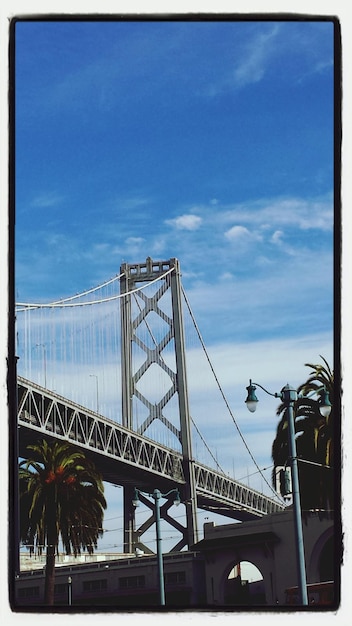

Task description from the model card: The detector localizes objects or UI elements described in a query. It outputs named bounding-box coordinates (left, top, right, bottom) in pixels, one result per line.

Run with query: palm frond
left=271, top=357, right=334, bottom=509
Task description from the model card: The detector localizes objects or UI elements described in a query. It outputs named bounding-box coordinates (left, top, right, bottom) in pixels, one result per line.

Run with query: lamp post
left=89, top=374, right=99, bottom=413
left=245, top=379, right=331, bottom=606
left=68, top=575, right=72, bottom=606
left=132, top=487, right=181, bottom=606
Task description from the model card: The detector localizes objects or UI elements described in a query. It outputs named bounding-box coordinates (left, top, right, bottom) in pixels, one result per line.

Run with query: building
left=14, top=551, right=206, bottom=608
left=194, top=509, right=336, bottom=606
left=13, top=509, right=337, bottom=610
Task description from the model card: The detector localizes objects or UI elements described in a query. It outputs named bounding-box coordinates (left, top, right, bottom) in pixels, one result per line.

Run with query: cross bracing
left=18, top=376, right=283, bottom=520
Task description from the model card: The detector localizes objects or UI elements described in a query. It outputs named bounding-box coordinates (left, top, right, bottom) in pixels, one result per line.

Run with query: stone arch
left=221, top=556, right=265, bottom=606
left=309, top=525, right=334, bottom=583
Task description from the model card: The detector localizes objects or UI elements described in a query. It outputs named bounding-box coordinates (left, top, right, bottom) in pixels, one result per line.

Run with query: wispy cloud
left=271, top=230, right=284, bottom=245
left=125, top=237, right=145, bottom=246
left=115, top=196, right=152, bottom=211
left=202, top=21, right=333, bottom=99
left=220, top=195, right=333, bottom=231
left=182, top=245, right=332, bottom=345
left=30, top=192, right=63, bottom=209
left=15, top=192, right=333, bottom=309
left=232, top=24, right=281, bottom=88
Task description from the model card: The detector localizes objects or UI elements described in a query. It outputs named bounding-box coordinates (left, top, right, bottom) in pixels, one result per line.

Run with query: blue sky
left=14, top=17, right=335, bottom=552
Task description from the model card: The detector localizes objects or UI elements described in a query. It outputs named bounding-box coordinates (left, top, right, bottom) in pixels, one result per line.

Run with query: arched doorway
left=319, top=535, right=334, bottom=582
left=224, top=560, right=265, bottom=606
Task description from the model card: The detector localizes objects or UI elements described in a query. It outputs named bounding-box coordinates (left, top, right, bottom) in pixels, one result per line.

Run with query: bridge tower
left=120, top=257, right=198, bottom=553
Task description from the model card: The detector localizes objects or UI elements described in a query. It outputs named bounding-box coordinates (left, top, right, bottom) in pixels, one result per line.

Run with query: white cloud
left=224, top=225, right=261, bottom=243
left=220, top=272, right=234, bottom=281
left=224, top=225, right=249, bottom=241
left=271, top=230, right=284, bottom=245
left=165, top=214, right=202, bottom=231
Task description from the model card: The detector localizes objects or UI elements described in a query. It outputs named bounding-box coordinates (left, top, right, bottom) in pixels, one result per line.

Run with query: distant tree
left=19, top=440, right=106, bottom=605
left=271, top=356, right=334, bottom=512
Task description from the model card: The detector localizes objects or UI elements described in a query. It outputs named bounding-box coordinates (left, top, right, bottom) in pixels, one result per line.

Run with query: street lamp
left=132, top=487, right=181, bottom=605
left=245, top=379, right=331, bottom=606
left=89, top=374, right=99, bottom=413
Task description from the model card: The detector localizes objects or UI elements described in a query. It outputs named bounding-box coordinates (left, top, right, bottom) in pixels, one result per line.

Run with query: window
left=83, top=579, right=107, bottom=592
left=119, top=575, right=145, bottom=589
left=164, top=571, right=186, bottom=585
left=54, top=583, right=67, bottom=595
left=18, top=586, right=39, bottom=598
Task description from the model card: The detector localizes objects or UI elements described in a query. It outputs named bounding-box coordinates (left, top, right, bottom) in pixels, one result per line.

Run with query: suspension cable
left=16, top=273, right=123, bottom=310
left=16, top=268, right=174, bottom=311
left=48, top=272, right=124, bottom=304
left=181, top=286, right=281, bottom=501
left=190, top=416, right=225, bottom=473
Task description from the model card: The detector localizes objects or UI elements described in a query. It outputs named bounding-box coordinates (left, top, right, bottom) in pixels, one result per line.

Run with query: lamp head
left=132, top=488, right=140, bottom=507
left=318, top=387, right=332, bottom=418
left=173, top=490, right=181, bottom=507
left=245, top=380, right=258, bottom=413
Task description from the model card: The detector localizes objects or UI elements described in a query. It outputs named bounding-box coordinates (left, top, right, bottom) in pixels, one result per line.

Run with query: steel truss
left=17, top=378, right=283, bottom=518
left=17, top=376, right=184, bottom=483
left=194, top=465, right=281, bottom=517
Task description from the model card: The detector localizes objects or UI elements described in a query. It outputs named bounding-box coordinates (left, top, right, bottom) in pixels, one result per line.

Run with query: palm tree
left=19, top=439, right=107, bottom=605
left=271, top=356, right=334, bottom=512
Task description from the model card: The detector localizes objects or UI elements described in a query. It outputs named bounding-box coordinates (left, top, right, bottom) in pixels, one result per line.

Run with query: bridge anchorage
left=16, top=257, right=284, bottom=556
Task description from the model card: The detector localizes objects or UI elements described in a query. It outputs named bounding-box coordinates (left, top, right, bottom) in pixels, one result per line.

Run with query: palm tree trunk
left=44, top=487, right=57, bottom=605
left=44, top=542, right=56, bottom=605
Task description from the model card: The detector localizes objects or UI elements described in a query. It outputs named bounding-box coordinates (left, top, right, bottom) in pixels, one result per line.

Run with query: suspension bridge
left=15, top=257, right=284, bottom=554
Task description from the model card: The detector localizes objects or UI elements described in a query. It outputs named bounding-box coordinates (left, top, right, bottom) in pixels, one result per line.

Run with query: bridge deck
left=17, top=376, right=284, bottom=521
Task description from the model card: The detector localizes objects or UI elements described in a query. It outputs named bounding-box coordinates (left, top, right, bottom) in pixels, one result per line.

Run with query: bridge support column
left=120, top=257, right=198, bottom=550
left=170, top=258, right=198, bottom=546
left=123, top=485, right=136, bottom=554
